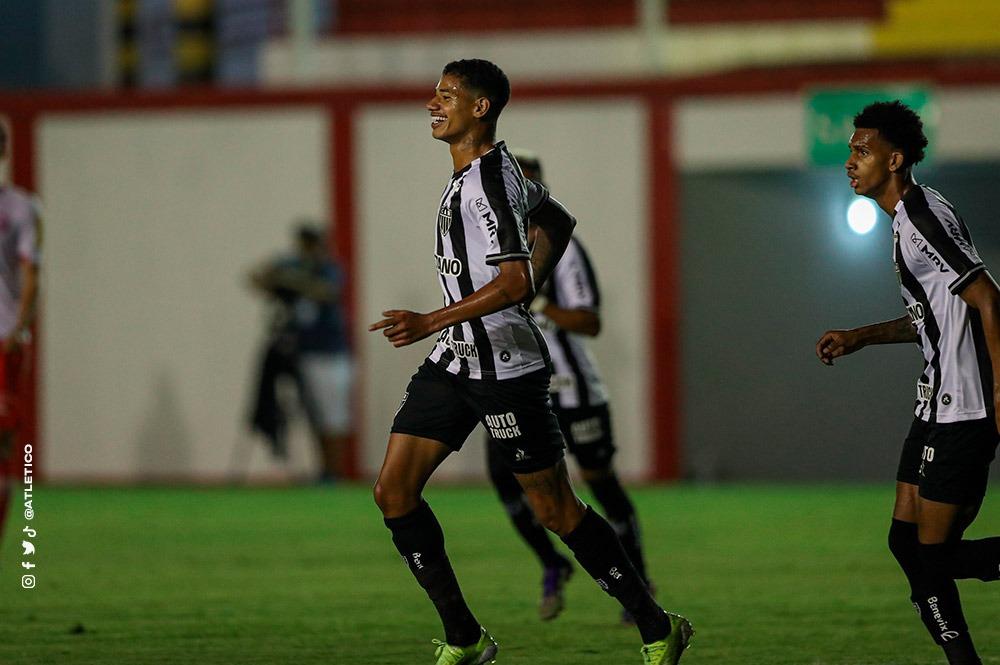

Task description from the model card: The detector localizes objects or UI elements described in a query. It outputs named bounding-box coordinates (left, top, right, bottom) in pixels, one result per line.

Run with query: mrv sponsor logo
left=475, top=198, right=497, bottom=238
left=910, top=233, right=950, bottom=273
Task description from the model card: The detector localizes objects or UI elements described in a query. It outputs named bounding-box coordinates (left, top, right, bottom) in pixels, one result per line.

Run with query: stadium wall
left=0, top=86, right=663, bottom=483
left=4, top=61, right=1000, bottom=483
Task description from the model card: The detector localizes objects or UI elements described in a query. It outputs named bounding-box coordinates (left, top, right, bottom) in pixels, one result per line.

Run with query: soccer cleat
left=640, top=612, right=694, bottom=665
left=431, top=626, right=498, bottom=665
left=539, top=558, right=574, bottom=621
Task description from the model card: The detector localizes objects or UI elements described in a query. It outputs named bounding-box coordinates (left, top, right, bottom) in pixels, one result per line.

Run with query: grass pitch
left=1, top=484, right=997, bottom=664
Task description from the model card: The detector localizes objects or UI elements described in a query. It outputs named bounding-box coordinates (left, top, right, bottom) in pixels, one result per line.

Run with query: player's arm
left=815, top=315, right=917, bottom=366
left=5, top=258, right=39, bottom=352
left=369, top=260, right=532, bottom=348
left=527, top=196, right=576, bottom=294
left=532, top=299, right=600, bottom=337
left=5, top=210, right=41, bottom=353
left=957, top=271, right=1000, bottom=428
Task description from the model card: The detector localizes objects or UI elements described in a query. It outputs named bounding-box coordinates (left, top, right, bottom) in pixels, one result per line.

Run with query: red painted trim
left=4, top=111, right=41, bottom=480
left=648, top=100, right=680, bottom=480
left=669, top=0, right=886, bottom=24
left=4, top=57, right=1000, bottom=112
left=330, top=107, right=361, bottom=479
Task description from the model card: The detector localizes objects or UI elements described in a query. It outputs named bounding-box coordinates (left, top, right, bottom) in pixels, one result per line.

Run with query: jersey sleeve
left=907, top=194, right=984, bottom=295
left=525, top=178, right=549, bottom=216
left=474, top=160, right=530, bottom=266
left=551, top=239, right=601, bottom=311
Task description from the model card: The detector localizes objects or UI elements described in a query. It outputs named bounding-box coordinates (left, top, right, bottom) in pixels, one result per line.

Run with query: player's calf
left=562, top=506, right=671, bottom=644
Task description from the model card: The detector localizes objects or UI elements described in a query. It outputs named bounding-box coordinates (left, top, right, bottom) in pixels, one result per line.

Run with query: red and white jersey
left=892, top=184, right=991, bottom=423
left=0, top=185, right=40, bottom=339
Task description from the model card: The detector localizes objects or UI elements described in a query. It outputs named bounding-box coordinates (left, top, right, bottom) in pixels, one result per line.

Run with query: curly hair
left=853, top=100, right=928, bottom=167
left=442, top=59, right=510, bottom=123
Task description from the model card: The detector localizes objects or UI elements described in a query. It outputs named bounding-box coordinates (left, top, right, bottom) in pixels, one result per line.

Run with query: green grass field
left=0, top=484, right=997, bottom=664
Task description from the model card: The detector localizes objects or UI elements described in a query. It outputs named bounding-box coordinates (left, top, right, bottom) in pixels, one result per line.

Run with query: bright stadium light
left=847, top=199, right=878, bottom=235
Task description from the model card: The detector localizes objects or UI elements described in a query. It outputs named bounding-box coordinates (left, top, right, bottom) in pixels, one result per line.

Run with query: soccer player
left=485, top=149, right=652, bottom=623
left=817, top=101, right=1000, bottom=665
left=0, top=122, right=41, bottom=545
left=369, top=59, right=692, bottom=665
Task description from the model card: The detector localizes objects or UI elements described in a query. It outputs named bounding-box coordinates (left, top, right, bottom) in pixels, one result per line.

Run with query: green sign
left=805, top=87, right=935, bottom=166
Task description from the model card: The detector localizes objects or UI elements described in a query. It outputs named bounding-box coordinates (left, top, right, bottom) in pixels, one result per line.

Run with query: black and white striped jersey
left=426, top=142, right=551, bottom=380
left=892, top=184, right=992, bottom=423
left=533, top=237, right=609, bottom=409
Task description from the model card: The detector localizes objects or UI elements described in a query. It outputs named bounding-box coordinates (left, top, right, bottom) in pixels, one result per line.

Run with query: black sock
left=589, top=475, right=648, bottom=583
left=501, top=496, right=568, bottom=570
left=561, top=506, right=668, bottom=643
left=951, top=537, right=1000, bottom=581
left=384, top=501, right=481, bottom=646
left=888, top=519, right=921, bottom=588
left=911, top=542, right=980, bottom=665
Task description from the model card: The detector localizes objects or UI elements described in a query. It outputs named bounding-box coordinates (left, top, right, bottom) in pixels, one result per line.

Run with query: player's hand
left=368, top=310, right=434, bottom=347
left=815, top=329, right=861, bottom=366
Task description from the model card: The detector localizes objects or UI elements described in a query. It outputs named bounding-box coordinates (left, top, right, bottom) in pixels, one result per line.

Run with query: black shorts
left=556, top=402, right=616, bottom=470
left=391, top=360, right=565, bottom=473
left=896, top=416, right=999, bottom=505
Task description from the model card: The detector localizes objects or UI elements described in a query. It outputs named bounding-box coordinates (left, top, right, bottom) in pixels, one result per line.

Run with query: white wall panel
left=357, top=101, right=650, bottom=480
left=676, top=95, right=805, bottom=171
left=937, top=88, right=1000, bottom=162
left=677, top=88, right=1000, bottom=171
left=39, top=109, right=330, bottom=480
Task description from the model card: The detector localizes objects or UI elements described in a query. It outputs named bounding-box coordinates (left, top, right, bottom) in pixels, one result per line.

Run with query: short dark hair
left=442, top=59, right=510, bottom=123
left=853, top=100, right=928, bottom=168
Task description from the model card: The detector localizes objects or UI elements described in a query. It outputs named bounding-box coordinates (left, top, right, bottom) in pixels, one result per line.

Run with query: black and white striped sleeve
left=552, top=239, right=601, bottom=311
left=477, top=154, right=530, bottom=266
left=525, top=178, right=549, bottom=216
left=905, top=193, right=985, bottom=294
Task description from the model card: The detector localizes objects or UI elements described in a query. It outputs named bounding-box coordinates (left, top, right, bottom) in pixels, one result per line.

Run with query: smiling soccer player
left=368, top=59, right=692, bottom=665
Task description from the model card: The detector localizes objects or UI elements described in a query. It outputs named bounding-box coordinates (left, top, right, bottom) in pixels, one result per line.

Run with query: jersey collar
left=451, top=141, right=505, bottom=179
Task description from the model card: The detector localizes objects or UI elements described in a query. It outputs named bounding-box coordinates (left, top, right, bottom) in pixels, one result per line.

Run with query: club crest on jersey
left=438, top=202, right=452, bottom=236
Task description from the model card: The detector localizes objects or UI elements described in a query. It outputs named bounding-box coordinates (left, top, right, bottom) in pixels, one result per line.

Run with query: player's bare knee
left=532, top=499, right=583, bottom=536
left=372, top=480, right=417, bottom=517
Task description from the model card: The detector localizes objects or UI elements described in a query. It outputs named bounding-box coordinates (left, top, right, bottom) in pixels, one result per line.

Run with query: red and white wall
left=4, top=60, right=1000, bottom=483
